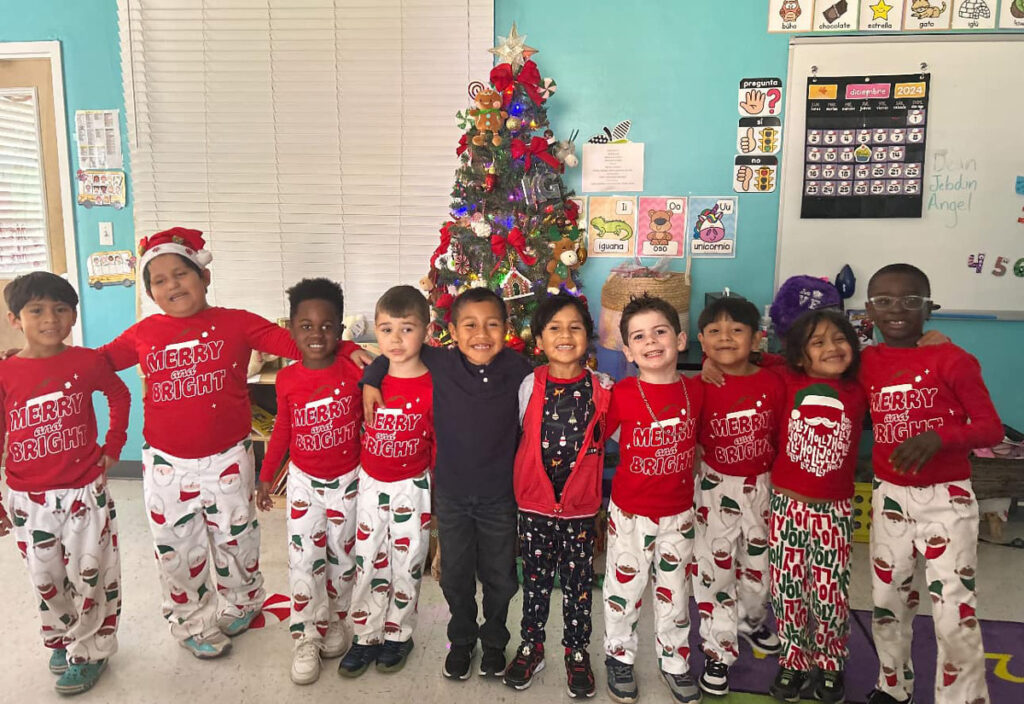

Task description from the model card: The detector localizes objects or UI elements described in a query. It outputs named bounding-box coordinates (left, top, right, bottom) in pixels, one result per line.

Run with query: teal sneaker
left=54, top=660, right=107, bottom=695
left=49, top=648, right=68, bottom=675
left=218, top=609, right=260, bottom=637
left=180, top=631, right=232, bottom=659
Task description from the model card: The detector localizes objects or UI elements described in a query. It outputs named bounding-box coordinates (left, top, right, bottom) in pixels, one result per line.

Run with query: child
left=862, top=264, right=1001, bottom=704
left=602, top=294, right=703, bottom=704
left=362, top=287, right=531, bottom=680
left=254, top=278, right=362, bottom=684
left=765, top=309, right=865, bottom=704
left=0, top=273, right=130, bottom=695
left=692, top=297, right=784, bottom=697
left=99, top=228, right=368, bottom=659
left=338, top=285, right=434, bottom=677
left=503, top=294, right=611, bottom=698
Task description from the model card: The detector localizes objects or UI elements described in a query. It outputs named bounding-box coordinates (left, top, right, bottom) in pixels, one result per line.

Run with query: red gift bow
left=489, top=60, right=543, bottom=107
left=490, top=227, right=537, bottom=268
left=430, top=221, right=454, bottom=269
left=511, top=136, right=560, bottom=171
left=456, top=134, right=469, bottom=156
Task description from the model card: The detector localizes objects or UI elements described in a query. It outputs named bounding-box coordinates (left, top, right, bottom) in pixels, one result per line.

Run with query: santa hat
left=958, top=603, right=975, bottom=621
left=138, top=227, right=213, bottom=273
left=793, top=383, right=842, bottom=412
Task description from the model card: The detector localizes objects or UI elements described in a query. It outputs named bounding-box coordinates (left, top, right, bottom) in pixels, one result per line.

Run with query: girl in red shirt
left=766, top=309, right=866, bottom=704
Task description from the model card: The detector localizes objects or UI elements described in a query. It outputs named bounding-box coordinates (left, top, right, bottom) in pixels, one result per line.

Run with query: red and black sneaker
left=565, top=648, right=596, bottom=698
left=502, top=641, right=545, bottom=690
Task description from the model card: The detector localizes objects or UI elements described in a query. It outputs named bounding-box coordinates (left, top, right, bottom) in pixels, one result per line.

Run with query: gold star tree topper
left=488, top=23, right=538, bottom=71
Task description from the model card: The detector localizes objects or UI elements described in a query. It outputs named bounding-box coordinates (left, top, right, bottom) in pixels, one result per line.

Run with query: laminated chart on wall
left=801, top=74, right=929, bottom=218
left=689, top=197, right=738, bottom=258
left=637, top=197, right=687, bottom=258
left=587, top=196, right=637, bottom=258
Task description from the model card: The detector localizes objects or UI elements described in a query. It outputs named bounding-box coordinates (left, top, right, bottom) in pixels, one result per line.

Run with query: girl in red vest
left=503, top=294, right=611, bottom=699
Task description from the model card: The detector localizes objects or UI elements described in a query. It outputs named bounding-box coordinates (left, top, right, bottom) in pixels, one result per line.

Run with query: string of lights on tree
left=421, top=25, right=586, bottom=360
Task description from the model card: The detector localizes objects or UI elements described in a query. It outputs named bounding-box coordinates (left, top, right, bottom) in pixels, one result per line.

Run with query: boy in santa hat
left=99, top=229, right=370, bottom=660
left=0, top=272, right=130, bottom=695
left=861, top=264, right=1001, bottom=704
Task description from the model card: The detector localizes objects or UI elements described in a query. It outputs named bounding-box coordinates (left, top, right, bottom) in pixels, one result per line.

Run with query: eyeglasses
left=867, top=295, right=932, bottom=311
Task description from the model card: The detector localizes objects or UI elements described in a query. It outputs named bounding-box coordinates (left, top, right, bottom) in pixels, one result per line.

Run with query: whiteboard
left=776, top=35, right=1024, bottom=320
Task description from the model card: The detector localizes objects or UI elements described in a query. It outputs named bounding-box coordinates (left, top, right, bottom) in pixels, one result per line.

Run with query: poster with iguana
left=587, top=196, right=637, bottom=257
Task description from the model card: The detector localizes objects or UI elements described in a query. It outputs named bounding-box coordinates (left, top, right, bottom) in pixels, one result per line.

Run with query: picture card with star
left=859, top=0, right=905, bottom=29
left=813, top=0, right=859, bottom=31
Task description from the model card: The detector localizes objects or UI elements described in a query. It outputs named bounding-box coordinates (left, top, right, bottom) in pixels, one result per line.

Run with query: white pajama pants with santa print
left=693, top=467, right=772, bottom=665
left=871, top=478, right=989, bottom=704
left=142, top=439, right=263, bottom=641
left=349, top=469, right=431, bottom=645
left=285, top=463, right=358, bottom=642
left=603, top=500, right=696, bottom=675
left=9, top=476, right=121, bottom=664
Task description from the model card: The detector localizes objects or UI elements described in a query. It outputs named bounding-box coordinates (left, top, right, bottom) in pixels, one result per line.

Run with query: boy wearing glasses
left=861, top=264, right=1002, bottom=704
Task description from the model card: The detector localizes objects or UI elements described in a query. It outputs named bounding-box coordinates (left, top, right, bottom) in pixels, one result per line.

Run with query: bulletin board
left=776, top=35, right=1024, bottom=320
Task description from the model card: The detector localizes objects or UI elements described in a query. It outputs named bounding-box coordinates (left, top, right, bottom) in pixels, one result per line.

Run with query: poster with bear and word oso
left=636, top=197, right=687, bottom=259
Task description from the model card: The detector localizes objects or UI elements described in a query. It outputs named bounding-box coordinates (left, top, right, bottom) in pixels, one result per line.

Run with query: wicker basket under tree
left=598, top=256, right=692, bottom=351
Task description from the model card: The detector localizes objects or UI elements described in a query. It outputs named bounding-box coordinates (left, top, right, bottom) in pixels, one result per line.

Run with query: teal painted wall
left=496, top=0, right=1024, bottom=430
left=0, top=0, right=143, bottom=458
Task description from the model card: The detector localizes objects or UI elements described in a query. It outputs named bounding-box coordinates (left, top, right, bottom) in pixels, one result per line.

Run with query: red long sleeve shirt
left=0, top=347, right=130, bottom=492
left=769, top=367, right=866, bottom=501
left=699, top=368, right=785, bottom=477
left=259, top=355, right=363, bottom=482
left=860, top=343, right=1002, bottom=486
left=606, top=375, right=703, bottom=519
left=361, top=372, right=434, bottom=482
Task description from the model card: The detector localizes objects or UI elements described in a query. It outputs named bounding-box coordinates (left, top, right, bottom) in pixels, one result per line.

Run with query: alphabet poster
left=636, top=197, right=687, bottom=258
left=801, top=74, right=929, bottom=219
left=587, top=196, right=637, bottom=258
left=689, top=197, right=738, bottom=258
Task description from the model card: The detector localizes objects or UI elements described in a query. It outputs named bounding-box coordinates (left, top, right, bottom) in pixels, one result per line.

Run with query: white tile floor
left=2, top=479, right=1021, bottom=703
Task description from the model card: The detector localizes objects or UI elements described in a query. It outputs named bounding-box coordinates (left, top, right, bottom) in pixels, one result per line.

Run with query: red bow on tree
left=563, top=198, right=580, bottom=223
left=511, top=136, right=560, bottom=171
left=490, top=227, right=537, bottom=269
left=435, top=293, right=454, bottom=322
left=430, top=221, right=454, bottom=269
left=456, top=134, right=469, bottom=156
left=489, top=60, right=543, bottom=108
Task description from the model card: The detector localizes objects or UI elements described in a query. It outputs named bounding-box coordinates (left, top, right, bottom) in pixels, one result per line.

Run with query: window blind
left=119, top=0, right=492, bottom=321
left=0, top=91, right=49, bottom=277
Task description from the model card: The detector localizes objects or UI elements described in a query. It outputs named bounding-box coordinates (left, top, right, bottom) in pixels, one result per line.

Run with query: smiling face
left=145, top=254, right=210, bottom=318
left=448, top=299, right=506, bottom=366
left=698, top=314, right=759, bottom=373
left=800, top=320, right=853, bottom=379
left=866, top=271, right=930, bottom=348
left=537, top=304, right=588, bottom=377
left=374, top=312, right=427, bottom=367
left=9, top=297, right=76, bottom=356
left=290, top=298, right=341, bottom=368
left=623, top=310, right=687, bottom=380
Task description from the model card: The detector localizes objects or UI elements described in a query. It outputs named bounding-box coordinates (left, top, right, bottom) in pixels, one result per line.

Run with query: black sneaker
left=376, top=639, right=414, bottom=673
left=442, top=643, right=473, bottom=680
left=738, top=623, right=782, bottom=655
left=812, top=669, right=845, bottom=703
left=769, top=667, right=807, bottom=702
left=699, top=656, right=730, bottom=696
left=502, top=642, right=545, bottom=690
left=565, top=648, right=595, bottom=698
left=479, top=645, right=506, bottom=677
left=337, top=643, right=380, bottom=678
left=866, top=690, right=913, bottom=704
left=605, top=656, right=638, bottom=704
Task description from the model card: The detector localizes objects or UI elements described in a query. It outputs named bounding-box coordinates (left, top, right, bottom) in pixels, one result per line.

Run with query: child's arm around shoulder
left=90, top=350, right=131, bottom=468
left=517, top=372, right=536, bottom=426
left=256, top=365, right=294, bottom=511
left=97, top=323, right=141, bottom=372
left=0, top=379, right=9, bottom=536
left=938, top=345, right=1003, bottom=449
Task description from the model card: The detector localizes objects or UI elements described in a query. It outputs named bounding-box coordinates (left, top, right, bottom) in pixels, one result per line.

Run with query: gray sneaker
left=605, top=657, right=638, bottom=704
left=661, top=670, right=702, bottom=703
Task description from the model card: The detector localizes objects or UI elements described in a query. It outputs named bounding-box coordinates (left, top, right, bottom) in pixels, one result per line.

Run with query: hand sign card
left=801, top=74, right=929, bottom=218
left=689, top=197, right=738, bottom=258
left=637, top=197, right=687, bottom=258
left=768, top=0, right=815, bottom=31
left=737, top=117, right=782, bottom=155
left=738, top=78, right=784, bottom=117
left=734, top=156, right=778, bottom=193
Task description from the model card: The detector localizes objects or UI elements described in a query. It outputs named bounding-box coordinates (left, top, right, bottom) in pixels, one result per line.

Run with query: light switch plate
left=99, top=222, right=113, bottom=246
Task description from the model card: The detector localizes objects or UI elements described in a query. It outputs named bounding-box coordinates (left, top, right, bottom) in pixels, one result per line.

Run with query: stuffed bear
left=546, top=236, right=585, bottom=294
left=646, top=209, right=674, bottom=246
left=469, top=89, right=507, bottom=147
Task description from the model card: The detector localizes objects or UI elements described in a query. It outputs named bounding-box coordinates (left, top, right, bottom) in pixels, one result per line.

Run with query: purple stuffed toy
left=770, top=275, right=842, bottom=337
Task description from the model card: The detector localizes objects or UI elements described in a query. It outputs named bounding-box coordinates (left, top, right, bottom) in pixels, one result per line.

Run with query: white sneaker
left=291, top=637, right=322, bottom=685
left=321, top=619, right=352, bottom=659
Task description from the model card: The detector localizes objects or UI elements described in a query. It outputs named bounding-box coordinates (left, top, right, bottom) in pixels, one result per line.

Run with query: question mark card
left=739, top=78, right=784, bottom=117
left=734, top=156, right=779, bottom=194
left=637, top=197, right=687, bottom=258
left=737, top=117, right=782, bottom=155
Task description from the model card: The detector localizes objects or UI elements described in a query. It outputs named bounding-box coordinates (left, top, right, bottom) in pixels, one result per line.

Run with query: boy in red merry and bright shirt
left=255, top=278, right=363, bottom=685
left=692, top=297, right=784, bottom=698
left=0, top=273, right=130, bottom=696
left=602, top=295, right=704, bottom=704
left=339, top=285, right=434, bottom=678
left=861, top=264, right=1002, bottom=704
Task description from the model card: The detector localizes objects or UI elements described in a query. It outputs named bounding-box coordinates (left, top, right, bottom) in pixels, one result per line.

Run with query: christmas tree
left=423, top=25, right=585, bottom=359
